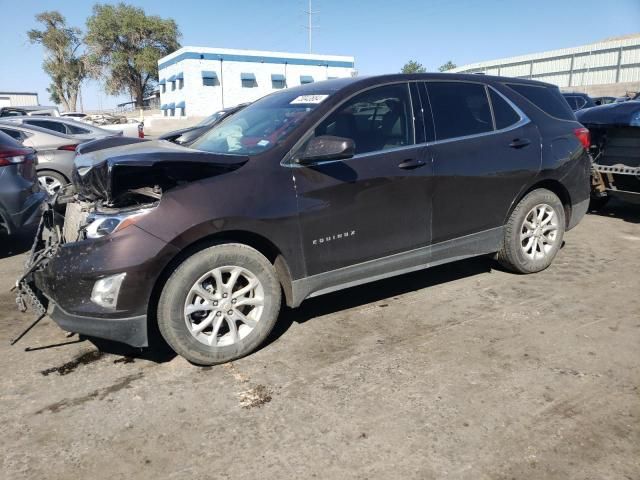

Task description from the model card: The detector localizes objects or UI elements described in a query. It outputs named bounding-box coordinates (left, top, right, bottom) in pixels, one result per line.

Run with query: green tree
left=85, top=3, right=181, bottom=107
left=28, top=11, right=85, bottom=111
left=401, top=60, right=427, bottom=74
left=438, top=60, right=457, bottom=72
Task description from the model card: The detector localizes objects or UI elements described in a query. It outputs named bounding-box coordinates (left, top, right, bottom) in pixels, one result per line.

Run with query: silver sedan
left=0, top=121, right=93, bottom=196
left=2, top=116, right=121, bottom=141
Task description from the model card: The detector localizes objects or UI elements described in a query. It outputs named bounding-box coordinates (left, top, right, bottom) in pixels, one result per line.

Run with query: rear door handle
left=509, top=138, right=531, bottom=149
left=398, top=159, right=426, bottom=170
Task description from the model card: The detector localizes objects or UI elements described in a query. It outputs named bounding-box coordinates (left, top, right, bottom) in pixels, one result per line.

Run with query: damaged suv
left=16, top=74, right=591, bottom=365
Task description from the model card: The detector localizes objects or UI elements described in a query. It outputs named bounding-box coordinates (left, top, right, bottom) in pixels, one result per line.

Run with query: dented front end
left=15, top=141, right=249, bottom=347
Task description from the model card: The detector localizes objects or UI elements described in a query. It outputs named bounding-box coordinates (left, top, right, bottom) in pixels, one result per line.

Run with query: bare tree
left=28, top=11, right=85, bottom=111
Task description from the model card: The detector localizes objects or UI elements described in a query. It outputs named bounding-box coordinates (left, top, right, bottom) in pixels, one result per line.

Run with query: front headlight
left=85, top=207, right=154, bottom=239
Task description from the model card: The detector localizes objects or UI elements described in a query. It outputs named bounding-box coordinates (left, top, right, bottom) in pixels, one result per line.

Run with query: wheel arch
left=35, top=167, right=70, bottom=183
left=507, top=179, right=572, bottom=228
left=148, top=230, right=296, bottom=329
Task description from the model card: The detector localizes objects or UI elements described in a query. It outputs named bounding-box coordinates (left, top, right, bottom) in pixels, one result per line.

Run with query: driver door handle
left=398, top=159, right=426, bottom=170
left=509, top=138, right=531, bottom=149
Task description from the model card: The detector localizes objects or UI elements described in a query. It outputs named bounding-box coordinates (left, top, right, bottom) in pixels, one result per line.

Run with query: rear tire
left=157, top=244, right=281, bottom=365
left=497, top=189, right=565, bottom=274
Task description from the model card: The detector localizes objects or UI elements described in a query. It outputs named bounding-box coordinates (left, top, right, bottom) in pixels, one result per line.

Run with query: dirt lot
left=1, top=202, right=639, bottom=480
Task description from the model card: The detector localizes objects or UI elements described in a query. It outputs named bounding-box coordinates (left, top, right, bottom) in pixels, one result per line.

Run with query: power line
left=303, top=0, right=318, bottom=53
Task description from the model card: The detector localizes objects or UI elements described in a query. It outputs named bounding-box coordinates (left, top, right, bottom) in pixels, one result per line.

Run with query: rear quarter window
left=508, top=83, right=575, bottom=121
left=66, top=124, right=91, bottom=134
left=0, top=128, right=24, bottom=142
left=0, top=130, right=22, bottom=148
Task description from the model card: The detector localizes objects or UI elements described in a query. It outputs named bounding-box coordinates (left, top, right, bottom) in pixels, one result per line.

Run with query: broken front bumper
left=16, top=204, right=180, bottom=348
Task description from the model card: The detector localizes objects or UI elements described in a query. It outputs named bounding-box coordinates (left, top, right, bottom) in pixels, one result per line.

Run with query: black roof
left=287, top=73, right=557, bottom=95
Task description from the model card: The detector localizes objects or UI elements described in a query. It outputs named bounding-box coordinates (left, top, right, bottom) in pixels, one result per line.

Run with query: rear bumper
left=48, top=303, right=148, bottom=347
left=0, top=190, right=46, bottom=234
left=568, top=198, right=589, bottom=230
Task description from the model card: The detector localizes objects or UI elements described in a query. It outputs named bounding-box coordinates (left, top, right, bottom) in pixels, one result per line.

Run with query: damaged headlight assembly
left=84, top=206, right=155, bottom=239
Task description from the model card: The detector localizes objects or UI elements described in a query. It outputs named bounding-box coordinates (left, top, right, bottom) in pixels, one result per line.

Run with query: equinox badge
left=312, top=230, right=356, bottom=246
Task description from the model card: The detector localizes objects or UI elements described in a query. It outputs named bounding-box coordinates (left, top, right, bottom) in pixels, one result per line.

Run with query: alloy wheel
left=520, top=203, right=559, bottom=260
left=183, top=266, right=265, bottom=347
left=38, top=175, right=62, bottom=196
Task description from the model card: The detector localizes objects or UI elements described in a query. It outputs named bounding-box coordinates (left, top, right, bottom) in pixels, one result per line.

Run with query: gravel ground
left=0, top=201, right=639, bottom=480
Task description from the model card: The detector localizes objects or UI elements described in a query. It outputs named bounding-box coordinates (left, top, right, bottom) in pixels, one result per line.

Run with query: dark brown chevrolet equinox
left=16, top=74, right=591, bottom=365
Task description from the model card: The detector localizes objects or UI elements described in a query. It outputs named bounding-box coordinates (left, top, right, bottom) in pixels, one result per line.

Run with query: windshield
left=190, top=91, right=331, bottom=155
left=197, top=111, right=226, bottom=127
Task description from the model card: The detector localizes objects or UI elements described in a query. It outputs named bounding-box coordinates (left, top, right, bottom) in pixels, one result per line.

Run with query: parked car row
left=14, top=73, right=592, bottom=366
left=0, top=117, right=125, bottom=196
left=561, top=91, right=639, bottom=111
left=0, top=131, right=46, bottom=235
left=576, top=100, right=640, bottom=207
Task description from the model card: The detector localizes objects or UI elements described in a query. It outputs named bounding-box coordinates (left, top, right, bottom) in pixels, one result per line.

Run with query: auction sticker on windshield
left=290, top=95, right=329, bottom=104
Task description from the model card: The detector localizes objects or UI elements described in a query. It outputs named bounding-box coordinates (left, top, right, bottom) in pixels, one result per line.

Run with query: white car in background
left=60, top=112, right=88, bottom=120
left=82, top=113, right=143, bottom=138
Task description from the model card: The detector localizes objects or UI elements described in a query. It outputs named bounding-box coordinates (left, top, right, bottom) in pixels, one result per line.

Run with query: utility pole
left=304, top=0, right=317, bottom=53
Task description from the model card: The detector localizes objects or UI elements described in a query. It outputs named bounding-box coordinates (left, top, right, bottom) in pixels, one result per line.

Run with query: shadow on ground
left=267, top=255, right=493, bottom=348
left=589, top=198, right=640, bottom=224
left=72, top=256, right=493, bottom=365
left=0, top=228, right=36, bottom=260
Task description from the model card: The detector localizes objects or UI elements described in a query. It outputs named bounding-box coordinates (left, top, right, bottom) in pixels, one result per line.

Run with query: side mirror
left=296, top=135, right=355, bottom=164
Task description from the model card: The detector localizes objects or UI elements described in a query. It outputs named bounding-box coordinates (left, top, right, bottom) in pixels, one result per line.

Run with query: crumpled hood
left=72, top=139, right=249, bottom=203
left=576, top=101, right=640, bottom=127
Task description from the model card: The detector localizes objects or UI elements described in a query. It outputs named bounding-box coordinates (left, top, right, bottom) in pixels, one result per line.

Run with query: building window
left=161, top=83, right=166, bottom=93
left=181, top=107, right=186, bottom=116
left=176, top=102, right=186, bottom=116
left=300, top=75, right=314, bottom=84
left=202, top=71, right=219, bottom=86
left=178, top=78, right=184, bottom=89
left=241, top=72, right=257, bottom=88
left=170, top=108, right=175, bottom=117
left=271, top=73, right=286, bottom=89
left=171, top=81, right=176, bottom=91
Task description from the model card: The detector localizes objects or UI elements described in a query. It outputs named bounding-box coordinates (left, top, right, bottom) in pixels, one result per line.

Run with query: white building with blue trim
left=157, top=47, right=356, bottom=117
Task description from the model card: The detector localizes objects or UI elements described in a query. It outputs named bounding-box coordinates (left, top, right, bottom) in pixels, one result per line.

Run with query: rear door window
left=25, top=119, right=67, bottom=134
left=426, top=81, right=493, bottom=140
left=489, top=89, right=521, bottom=130
left=315, top=83, right=415, bottom=155
left=509, top=83, right=575, bottom=120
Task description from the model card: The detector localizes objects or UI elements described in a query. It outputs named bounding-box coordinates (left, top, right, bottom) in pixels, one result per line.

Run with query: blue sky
left=1, top=0, right=638, bottom=110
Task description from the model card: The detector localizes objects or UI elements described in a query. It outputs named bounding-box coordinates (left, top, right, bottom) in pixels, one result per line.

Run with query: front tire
left=157, top=244, right=281, bottom=365
left=497, top=188, right=565, bottom=274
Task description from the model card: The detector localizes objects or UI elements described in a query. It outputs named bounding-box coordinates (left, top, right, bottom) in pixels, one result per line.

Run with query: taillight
left=0, top=148, right=32, bottom=167
left=58, top=144, right=78, bottom=152
left=574, top=127, right=591, bottom=149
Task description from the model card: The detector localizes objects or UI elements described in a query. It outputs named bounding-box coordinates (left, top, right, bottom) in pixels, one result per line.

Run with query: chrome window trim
left=283, top=80, right=531, bottom=168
